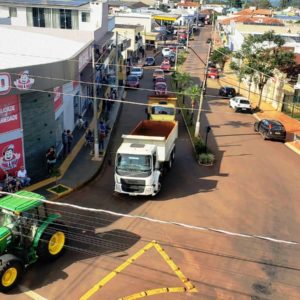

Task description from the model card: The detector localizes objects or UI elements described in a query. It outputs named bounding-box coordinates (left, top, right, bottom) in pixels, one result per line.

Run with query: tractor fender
left=32, top=214, right=61, bottom=250
left=0, top=254, right=24, bottom=270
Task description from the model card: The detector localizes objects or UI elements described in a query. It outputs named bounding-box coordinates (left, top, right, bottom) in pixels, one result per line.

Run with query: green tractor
left=0, top=190, right=67, bottom=292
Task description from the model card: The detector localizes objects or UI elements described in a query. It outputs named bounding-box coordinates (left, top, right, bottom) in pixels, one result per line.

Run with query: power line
left=1, top=191, right=299, bottom=247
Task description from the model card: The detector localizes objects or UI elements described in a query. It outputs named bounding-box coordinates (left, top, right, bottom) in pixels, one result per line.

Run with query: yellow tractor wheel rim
left=2, top=267, right=17, bottom=287
left=48, top=231, right=65, bottom=255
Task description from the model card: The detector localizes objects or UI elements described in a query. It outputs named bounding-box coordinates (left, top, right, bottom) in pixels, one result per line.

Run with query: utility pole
left=92, top=45, right=99, bottom=159
left=115, top=31, right=119, bottom=98
left=194, top=42, right=211, bottom=137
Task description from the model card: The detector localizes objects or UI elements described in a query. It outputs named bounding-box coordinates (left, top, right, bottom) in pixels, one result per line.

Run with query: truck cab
left=146, top=95, right=177, bottom=122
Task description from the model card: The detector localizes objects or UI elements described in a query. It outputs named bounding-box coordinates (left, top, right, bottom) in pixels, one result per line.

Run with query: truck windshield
left=152, top=106, right=175, bottom=115
left=116, top=154, right=152, bottom=177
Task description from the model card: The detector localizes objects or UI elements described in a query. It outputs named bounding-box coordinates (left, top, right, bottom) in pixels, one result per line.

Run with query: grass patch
left=48, top=184, right=72, bottom=195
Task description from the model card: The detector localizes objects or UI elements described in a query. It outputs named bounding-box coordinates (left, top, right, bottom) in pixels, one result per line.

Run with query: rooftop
left=0, top=25, right=93, bottom=69
left=234, top=8, right=273, bottom=16
left=0, top=0, right=90, bottom=7
left=115, top=24, right=144, bottom=29
left=177, top=2, right=199, bottom=7
left=219, top=15, right=284, bottom=26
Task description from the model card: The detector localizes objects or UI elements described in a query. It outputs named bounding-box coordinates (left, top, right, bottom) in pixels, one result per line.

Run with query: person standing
left=46, top=147, right=56, bottom=174
left=62, top=130, right=68, bottom=157
left=67, top=130, right=73, bottom=153
left=17, top=166, right=31, bottom=187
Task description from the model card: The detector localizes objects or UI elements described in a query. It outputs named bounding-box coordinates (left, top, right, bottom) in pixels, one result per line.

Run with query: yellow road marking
left=80, top=240, right=198, bottom=300
left=19, top=285, right=47, bottom=300
left=120, top=287, right=187, bottom=299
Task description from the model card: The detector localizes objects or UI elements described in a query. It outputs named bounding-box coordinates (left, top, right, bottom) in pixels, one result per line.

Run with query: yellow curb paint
left=80, top=241, right=198, bottom=299
left=25, top=177, right=57, bottom=192
left=19, top=285, right=47, bottom=300
left=285, top=142, right=300, bottom=155
left=120, top=287, right=187, bottom=300
left=47, top=184, right=73, bottom=196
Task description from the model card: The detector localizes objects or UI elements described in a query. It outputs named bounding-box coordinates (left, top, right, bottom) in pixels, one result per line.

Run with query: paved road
left=8, top=27, right=300, bottom=300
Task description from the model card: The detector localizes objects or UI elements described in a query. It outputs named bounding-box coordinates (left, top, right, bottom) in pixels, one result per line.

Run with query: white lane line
left=19, top=285, right=47, bottom=300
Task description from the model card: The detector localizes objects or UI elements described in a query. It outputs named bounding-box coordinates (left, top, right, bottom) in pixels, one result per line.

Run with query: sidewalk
left=26, top=88, right=124, bottom=200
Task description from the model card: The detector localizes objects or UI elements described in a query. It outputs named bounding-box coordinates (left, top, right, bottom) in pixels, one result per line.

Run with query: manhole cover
left=252, top=282, right=272, bottom=295
left=48, top=184, right=72, bottom=195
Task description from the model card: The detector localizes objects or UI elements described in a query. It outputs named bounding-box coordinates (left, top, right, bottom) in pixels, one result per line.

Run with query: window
left=81, top=12, right=90, bottom=22
left=60, top=9, right=72, bottom=29
left=9, top=7, right=17, bottom=18
left=32, top=8, right=45, bottom=27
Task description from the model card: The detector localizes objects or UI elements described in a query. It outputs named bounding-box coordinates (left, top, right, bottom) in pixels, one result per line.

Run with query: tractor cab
left=0, top=191, right=66, bottom=292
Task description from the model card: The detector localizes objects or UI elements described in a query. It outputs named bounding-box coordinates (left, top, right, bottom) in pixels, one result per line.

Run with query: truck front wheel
left=0, top=255, right=24, bottom=293
left=37, top=222, right=67, bottom=262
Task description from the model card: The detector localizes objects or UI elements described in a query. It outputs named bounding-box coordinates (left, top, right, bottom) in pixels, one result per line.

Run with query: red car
left=153, top=77, right=166, bottom=87
left=160, top=61, right=171, bottom=72
left=155, top=82, right=167, bottom=95
left=207, top=68, right=219, bottom=79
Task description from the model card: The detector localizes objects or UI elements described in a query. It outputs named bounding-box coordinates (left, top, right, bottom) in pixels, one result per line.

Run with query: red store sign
left=0, top=73, right=11, bottom=96
left=0, top=95, right=21, bottom=134
left=0, top=138, right=24, bottom=176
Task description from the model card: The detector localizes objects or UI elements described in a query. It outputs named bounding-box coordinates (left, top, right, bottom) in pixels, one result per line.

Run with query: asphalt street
left=6, top=27, right=300, bottom=300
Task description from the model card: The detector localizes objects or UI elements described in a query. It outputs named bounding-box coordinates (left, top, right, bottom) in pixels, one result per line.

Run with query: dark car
left=125, top=75, right=139, bottom=89
left=219, top=87, right=236, bottom=98
left=206, top=38, right=212, bottom=44
left=254, top=119, right=286, bottom=142
left=208, top=61, right=216, bottom=68
left=153, top=77, right=166, bottom=87
left=144, top=56, right=155, bottom=66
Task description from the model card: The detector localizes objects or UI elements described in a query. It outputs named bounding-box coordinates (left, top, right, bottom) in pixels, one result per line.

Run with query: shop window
left=60, top=9, right=72, bottom=29
left=33, top=8, right=45, bottom=27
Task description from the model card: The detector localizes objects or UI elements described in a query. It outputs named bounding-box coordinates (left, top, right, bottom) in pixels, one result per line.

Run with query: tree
left=231, top=0, right=243, bottom=8
left=210, top=47, right=232, bottom=71
left=174, top=72, right=192, bottom=104
left=249, top=0, right=272, bottom=8
left=185, top=85, right=201, bottom=124
left=231, top=31, right=295, bottom=108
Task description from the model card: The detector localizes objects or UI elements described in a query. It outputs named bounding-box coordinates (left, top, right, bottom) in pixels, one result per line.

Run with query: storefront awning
left=152, top=15, right=179, bottom=22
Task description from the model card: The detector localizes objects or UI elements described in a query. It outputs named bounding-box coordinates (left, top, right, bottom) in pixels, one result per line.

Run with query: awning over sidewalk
left=152, top=14, right=180, bottom=22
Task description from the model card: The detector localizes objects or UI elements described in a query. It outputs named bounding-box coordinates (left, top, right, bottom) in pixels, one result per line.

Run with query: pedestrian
left=67, top=130, right=73, bottom=153
left=62, top=130, right=68, bottom=157
left=98, top=121, right=107, bottom=151
left=17, top=165, right=31, bottom=187
left=46, top=147, right=56, bottom=174
left=85, top=128, right=94, bottom=147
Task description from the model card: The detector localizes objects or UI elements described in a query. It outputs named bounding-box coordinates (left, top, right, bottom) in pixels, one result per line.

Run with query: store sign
left=0, top=73, right=11, bottom=95
left=14, top=70, right=34, bottom=90
left=0, top=138, right=24, bottom=176
left=0, top=95, right=21, bottom=133
left=53, top=86, right=63, bottom=113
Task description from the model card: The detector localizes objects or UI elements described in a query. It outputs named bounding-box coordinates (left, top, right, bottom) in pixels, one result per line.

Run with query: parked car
left=130, top=67, right=143, bottom=79
left=229, top=96, right=252, bottom=113
left=254, top=119, right=286, bottom=142
left=206, top=38, right=212, bottom=44
left=155, top=82, right=167, bottom=95
left=160, top=60, right=171, bottom=72
left=144, top=56, right=155, bottom=66
left=207, top=67, right=219, bottom=79
left=153, top=69, right=165, bottom=81
left=153, top=77, right=166, bottom=87
left=165, top=52, right=176, bottom=64
left=162, top=48, right=171, bottom=57
left=125, top=75, right=140, bottom=89
left=219, top=87, right=236, bottom=98
left=208, top=61, right=216, bottom=68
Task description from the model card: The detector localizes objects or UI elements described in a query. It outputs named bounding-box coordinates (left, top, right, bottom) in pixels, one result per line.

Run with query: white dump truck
left=114, top=120, right=178, bottom=196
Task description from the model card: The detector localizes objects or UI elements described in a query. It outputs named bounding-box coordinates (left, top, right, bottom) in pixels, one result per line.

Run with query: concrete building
left=0, top=0, right=114, bottom=180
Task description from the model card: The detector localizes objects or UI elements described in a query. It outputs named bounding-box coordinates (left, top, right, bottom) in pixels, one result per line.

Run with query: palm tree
left=178, top=72, right=192, bottom=104
left=185, top=85, right=201, bottom=125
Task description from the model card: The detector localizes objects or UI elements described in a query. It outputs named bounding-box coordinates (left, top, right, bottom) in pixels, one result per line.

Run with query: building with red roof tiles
left=234, top=8, right=273, bottom=17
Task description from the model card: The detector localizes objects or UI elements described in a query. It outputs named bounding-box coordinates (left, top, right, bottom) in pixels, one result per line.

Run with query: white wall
left=115, top=14, right=152, bottom=32
left=11, top=7, right=27, bottom=26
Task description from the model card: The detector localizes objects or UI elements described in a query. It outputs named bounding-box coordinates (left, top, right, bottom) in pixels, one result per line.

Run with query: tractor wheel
left=0, top=254, right=24, bottom=293
left=37, top=222, right=67, bottom=262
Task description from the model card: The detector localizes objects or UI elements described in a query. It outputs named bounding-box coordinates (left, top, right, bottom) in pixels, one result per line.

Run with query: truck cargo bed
left=131, top=120, right=175, bottom=138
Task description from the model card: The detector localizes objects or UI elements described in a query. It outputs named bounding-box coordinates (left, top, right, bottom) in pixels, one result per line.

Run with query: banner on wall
left=54, top=86, right=63, bottom=113
left=0, top=138, right=24, bottom=176
left=0, top=95, right=21, bottom=133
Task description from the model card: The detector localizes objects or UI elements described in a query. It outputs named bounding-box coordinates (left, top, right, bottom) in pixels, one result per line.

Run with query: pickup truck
left=114, top=120, right=178, bottom=196
left=146, top=95, right=177, bottom=121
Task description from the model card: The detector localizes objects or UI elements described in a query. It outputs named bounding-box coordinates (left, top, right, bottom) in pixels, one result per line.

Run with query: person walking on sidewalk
left=62, top=130, right=68, bottom=157
left=46, top=147, right=56, bottom=174
left=67, top=130, right=73, bottom=153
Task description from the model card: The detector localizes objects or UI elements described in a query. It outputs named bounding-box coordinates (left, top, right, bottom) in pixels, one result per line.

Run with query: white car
left=229, top=97, right=252, bottom=113
left=162, top=48, right=171, bottom=57
left=130, top=67, right=143, bottom=79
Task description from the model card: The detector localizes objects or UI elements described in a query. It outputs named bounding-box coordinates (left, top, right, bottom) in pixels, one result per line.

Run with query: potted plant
left=198, top=153, right=215, bottom=166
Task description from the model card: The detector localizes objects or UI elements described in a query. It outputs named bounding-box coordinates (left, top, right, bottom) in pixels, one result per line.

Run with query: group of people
left=0, top=166, right=31, bottom=196
left=61, top=129, right=74, bottom=158
left=84, top=120, right=110, bottom=151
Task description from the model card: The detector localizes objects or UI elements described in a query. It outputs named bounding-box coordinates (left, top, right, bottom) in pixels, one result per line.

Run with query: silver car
left=130, top=67, right=144, bottom=79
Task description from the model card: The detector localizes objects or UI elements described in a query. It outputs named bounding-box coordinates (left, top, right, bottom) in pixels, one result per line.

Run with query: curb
left=285, top=142, right=300, bottom=155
